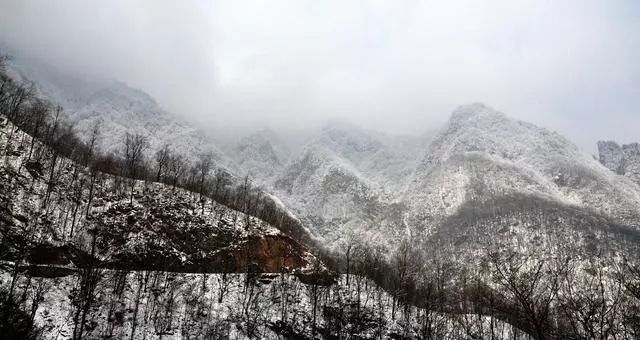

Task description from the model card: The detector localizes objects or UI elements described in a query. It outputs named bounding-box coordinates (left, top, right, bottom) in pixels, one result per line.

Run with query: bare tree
left=72, top=228, right=102, bottom=340
left=306, top=257, right=325, bottom=335
left=342, top=231, right=362, bottom=288
left=557, top=256, right=623, bottom=340
left=20, top=99, right=50, bottom=173
left=0, top=55, right=34, bottom=160
left=212, top=169, right=231, bottom=204
left=196, top=152, right=214, bottom=212
left=42, top=107, right=67, bottom=208
left=122, top=133, right=148, bottom=204
left=488, top=250, right=560, bottom=340
left=166, top=153, right=186, bottom=188
left=154, top=144, right=171, bottom=182
left=83, top=119, right=102, bottom=167
left=615, top=257, right=640, bottom=337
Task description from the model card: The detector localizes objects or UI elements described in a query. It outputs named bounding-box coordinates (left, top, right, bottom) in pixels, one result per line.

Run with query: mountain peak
left=449, top=103, right=505, bottom=123
left=420, top=104, right=586, bottom=172
left=321, top=120, right=359, bottom=132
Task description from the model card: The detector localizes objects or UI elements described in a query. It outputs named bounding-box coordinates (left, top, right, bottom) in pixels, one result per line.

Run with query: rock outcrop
left=598, top=141, right=640, bottom=184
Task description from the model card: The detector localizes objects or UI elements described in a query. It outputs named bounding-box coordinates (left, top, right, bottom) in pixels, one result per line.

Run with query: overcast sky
left=1, top=0, right=639, bottom=149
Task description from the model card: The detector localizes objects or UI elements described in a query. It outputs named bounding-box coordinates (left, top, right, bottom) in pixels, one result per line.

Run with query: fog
left=1, top=0, right=639, bottom=149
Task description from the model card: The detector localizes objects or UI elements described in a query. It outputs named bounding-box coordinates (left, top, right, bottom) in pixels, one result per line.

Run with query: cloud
left=1, top=0, right=639, bottom=148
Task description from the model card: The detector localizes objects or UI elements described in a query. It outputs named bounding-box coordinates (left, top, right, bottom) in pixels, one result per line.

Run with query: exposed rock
left=597, top=141, right=624, bottom=173
left=598, top=141, right=640, bottom=184
left=24, top=160, right=44, bottom=179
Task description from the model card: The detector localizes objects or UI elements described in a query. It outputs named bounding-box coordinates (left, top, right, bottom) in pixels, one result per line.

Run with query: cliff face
left=598, top=141, right=640, bottom=184
left=597, top=141, right=625, bottom=173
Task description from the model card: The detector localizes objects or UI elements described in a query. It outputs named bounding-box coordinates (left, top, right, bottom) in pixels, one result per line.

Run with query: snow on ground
left=0, top=269, right=531, bottom=340
left=0, top=116, right=316, bottom=275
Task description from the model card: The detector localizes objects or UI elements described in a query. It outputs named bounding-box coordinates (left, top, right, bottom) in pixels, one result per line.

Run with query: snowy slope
left=267, top=120, right=432, bottom=250
left=231, top=129, right=290, bottom=183
left=0, top=114, right=537, bottom=340
left=0, top=269, right=531, bottom=340
left=309, top=122, right=427, bottom=191
left=405, top=103, right=640, bottom=231
left=0, top=117, right=316, bottom=275
left=7, top=58, right=239, bottom=174
left=266, top=103, right=640, bottom=261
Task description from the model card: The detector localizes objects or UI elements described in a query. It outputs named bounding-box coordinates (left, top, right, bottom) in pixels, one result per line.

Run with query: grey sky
left=1, top=0, right=639, bottom=150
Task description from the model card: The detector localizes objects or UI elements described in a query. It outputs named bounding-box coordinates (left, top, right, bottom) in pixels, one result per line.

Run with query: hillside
left=273, top=144, right=406, bottom=249
left=268, top=123, right=428, bottom=250
left=406, top=103, right=640, bottom=230
left=4, top=53, right=640, bottom=339
left=231, top=129, right=290, bottom=183
left=0, top=113, right=536, bottom=340
left=7, top=57, right=242, bottom=179
left=0, top=117, right=318, bottom=275
left=261, top=103, right=640, bottom=259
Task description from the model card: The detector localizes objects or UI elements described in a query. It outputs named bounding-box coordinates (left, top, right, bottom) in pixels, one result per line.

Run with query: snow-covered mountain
left=5, top=53, right=640, bottom=338
left=231, top=129, right=290, bottom=183
left=0, top=98, right=539, bottom=340
left=250, top=103, right=640, bottom=259
left=272, top=144, right=403, bottom=248
left=7, top=57, right=237, bottom=173
left=24, top=66, right=631, bottom=262
left=405, top=103, right=640, bottom=231
left=396, top=103, right=640, bottom=267
left=6, top=50, right=640, bottom=260
left=266, top=123, right=430, bottom=250
left=308, top=122, right=427, bottom=191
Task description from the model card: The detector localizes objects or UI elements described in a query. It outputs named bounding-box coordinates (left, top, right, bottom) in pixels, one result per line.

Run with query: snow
left=4, top=56, right=640, bottom=339
left=7, top=58, right=242, bottom=180
left=0, top=117, right=317, bottom=277
left=0, top=269, right=532, bottom=340
left=405, top=103, right=640, bottom=230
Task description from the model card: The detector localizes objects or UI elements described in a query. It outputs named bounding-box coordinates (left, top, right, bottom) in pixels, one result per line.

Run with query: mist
left=1, top=0, right=639, bottom=149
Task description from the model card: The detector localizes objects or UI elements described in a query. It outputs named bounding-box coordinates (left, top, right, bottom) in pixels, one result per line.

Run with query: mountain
left=5, top=52, right=640, bottom=338
left=397, top=103, right=640, bottom=270
left=269, top=123, right=429, bottom=250
left=0, top=117, right=318, bottom=275
left=273, top=144, right=402, bottom=248
left=406, top=103, right=640, bottom=229
left=263, top=103, right=640, bottom=260
left=309, top=122, right=427, bottom=191
left=7, top=57, right=238, bottom=174
left=0, top=91, right=529, bottom=340
left=231, top=129, right=290, bottom=183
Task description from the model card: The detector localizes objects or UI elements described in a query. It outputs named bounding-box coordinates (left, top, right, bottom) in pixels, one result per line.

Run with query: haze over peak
left=2, top=0, right=640, bottom=150
left=450, top=102, right=505, bottom=122
left=3, top=3, right=640, bottom=339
